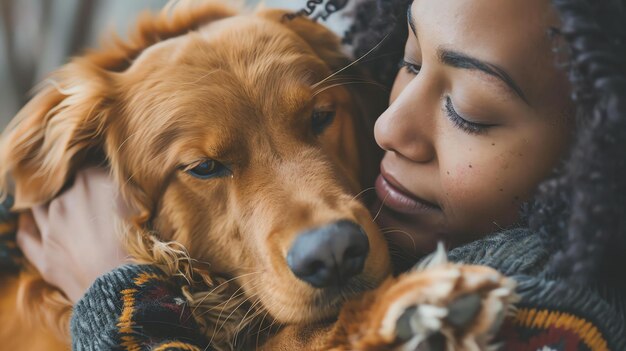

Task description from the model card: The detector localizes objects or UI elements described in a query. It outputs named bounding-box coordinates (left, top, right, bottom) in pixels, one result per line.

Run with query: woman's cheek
left=441, top=156, right=522, bottom=233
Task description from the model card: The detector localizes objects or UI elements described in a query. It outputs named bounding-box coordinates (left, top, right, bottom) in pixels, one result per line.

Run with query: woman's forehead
left=410, top=0, right=560, bottom=57
left=409, top=0, right=564, bottom=107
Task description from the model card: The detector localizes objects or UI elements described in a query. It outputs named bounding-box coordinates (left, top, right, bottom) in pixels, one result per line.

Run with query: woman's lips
left=375, top=174, right=441, bottom=216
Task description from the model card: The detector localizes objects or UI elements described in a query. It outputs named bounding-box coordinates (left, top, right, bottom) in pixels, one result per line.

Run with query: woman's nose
left=374, top=89, right=436, bottom=163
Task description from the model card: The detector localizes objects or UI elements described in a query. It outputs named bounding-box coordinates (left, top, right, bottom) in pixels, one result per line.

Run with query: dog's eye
left=186, top=160, right=229, bottom=179
left=312, top=110, right=336, bottom=135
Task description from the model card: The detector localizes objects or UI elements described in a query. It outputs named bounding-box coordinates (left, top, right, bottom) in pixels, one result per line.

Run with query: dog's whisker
left=351, top=186, right=375, bottom=203
left=201, top=282, right=250, bottom=324
left=207, top=288, right=249, bottom=345
left=379, top=227, right=414, bottom=234
left=240, top=307, right=266, bottom=333
left=312, top=80, right=387, bottom=97
left=312, top=32, right=391, bottom=89
left=254, top=308, right=272, bottom=348
left=356, top=49, right=405, bottom=65
left=379, top=227, right=419, bottom=256
left=252, top=294, right=285, bottom=336
left=198, top=275, right=261, bottom=316
left=312, top=75, right=380, bottom=85
left=205, top=275, right=266, bottom=345
left=197, top=271, right=261, bottom=306
left=259, top=305, right=287, bottom=335
left=190, top=271, right=262, bottom=315
left=384, top=243, right=425, bottom=263
left=316, top=79, right=387, bottom=91
left=321, top=75, right=388, bottom=86
left=212, top=293, right=258, bottom=345
left=373, top=191, right=390, bottom=222
left=232, top=296, right=264, bottom=346
left=262, top=304, right=286, bottom=337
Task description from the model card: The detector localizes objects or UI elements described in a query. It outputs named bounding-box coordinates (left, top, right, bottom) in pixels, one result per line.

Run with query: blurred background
left=0, top=0, right=351, bottom=128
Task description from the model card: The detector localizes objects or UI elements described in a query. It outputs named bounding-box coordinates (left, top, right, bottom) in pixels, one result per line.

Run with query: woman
left=8, top=0, right=626, bottom=349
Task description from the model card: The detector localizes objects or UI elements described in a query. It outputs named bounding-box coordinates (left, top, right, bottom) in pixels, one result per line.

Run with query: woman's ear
left=0, top=1, right=238, bottom=210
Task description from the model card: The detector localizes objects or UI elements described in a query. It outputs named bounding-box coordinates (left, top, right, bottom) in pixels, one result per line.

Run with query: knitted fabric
left=0, top=196, right=20, bottom=272
left=449, top=229, right=626, bottom=351
left=71, top=264, right=207, bottom=351
left=1, top=195, right=623, bottom=350
left=68, top=229, right=626, bottom=350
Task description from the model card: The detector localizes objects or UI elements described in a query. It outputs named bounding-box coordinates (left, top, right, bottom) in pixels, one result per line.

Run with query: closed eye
left=444, top=96, right=495, bottom=135
left=312, top=110, right=336, bottom=135
left=399, top=59, right=422, bottom=75
left=184, top=159, right=231, bottom=179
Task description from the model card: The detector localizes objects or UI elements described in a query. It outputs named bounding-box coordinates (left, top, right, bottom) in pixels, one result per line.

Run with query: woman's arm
left=15, top=168, right=210, bottom=350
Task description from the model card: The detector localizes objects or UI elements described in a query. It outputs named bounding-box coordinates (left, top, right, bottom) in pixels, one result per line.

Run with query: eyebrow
left=407, top=5, right=418, bottom=38
left=406, top=5, right=529, bottom=105
left=439, top=50, right=529, bottom=104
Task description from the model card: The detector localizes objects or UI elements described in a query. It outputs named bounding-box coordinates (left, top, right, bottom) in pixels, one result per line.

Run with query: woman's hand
left=16, top=168, right=130, bottom=303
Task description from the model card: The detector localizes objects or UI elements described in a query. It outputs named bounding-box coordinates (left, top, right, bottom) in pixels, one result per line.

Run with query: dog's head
left=0, top=2, right=390, bottom=324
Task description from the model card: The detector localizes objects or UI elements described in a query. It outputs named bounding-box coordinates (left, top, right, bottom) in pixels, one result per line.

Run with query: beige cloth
left=1, top=0, right=167, bottom=128
left=0, top=0, right=348, bottom=128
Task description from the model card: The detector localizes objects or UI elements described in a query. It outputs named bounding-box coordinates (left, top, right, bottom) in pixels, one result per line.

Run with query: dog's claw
left=396, top=306, right=418, bottom=342
left=394, top=294, right=482, bottom=349
left=416, top=332, right=446, bottom=351
left=394, top=295, right=481, bottom=350
left=445, top=293, right=482, bottom=330
left=361, top=263, right=517, bottom=351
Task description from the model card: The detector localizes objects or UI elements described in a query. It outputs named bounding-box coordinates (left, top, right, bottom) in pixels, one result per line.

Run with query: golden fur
left=0, top=2, right=516, bottom=350
left=0, top=1, right=388, bottom=349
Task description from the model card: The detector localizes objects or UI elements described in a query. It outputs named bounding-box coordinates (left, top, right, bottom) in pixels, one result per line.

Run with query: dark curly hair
left=528, top=0, right=626, bottom=290
left=300, top=0, right=626, bottom=290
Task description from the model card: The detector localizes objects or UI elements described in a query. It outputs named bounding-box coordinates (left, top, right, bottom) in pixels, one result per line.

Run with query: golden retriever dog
left=0, top=1, right=516, bottom=350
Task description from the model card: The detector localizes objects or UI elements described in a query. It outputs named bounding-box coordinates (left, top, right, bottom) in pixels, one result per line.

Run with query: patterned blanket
left=0, top=196, right=21, bottom=272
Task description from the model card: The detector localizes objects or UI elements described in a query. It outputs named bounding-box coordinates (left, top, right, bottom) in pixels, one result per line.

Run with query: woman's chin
left=371, top=204, right=441, bottom=273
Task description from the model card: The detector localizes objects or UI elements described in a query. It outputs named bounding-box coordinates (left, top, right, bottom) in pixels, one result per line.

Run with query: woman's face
left=372, top=0, right=573, bottom=263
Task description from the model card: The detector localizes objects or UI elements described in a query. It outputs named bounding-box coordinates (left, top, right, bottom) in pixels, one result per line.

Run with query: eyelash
left=444, top=97, right=493, bottom=135
left=398, top=59, right=493, bottom=135
left=399, top=59, right=422, bottom=75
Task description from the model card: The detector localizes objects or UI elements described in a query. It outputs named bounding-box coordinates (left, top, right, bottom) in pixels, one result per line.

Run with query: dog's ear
left=0, top=64, right=112, bottom=209
left=259, top=9, right=351, bottom=71
left=0, top=2, right=237, bottom=210
left=260, top=9, right=386, bottom=190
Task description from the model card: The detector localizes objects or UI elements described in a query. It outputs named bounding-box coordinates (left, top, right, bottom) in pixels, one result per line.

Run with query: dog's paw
left=373, top=248, right=518, bottom=351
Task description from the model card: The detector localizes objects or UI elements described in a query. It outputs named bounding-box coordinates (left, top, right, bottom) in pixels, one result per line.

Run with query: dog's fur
left=0, top=2, right=516, bottom=350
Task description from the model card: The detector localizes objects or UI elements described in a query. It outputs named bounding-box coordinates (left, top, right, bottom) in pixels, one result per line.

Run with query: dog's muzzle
left=286, top=220, right=369, bottom=288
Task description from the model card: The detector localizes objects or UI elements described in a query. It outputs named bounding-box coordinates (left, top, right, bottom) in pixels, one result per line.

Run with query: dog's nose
left=287, top=220, right=369, bottom=288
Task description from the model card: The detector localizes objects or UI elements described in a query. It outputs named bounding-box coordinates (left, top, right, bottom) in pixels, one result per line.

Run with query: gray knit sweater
left=70, top=228, right=626, bottom=350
